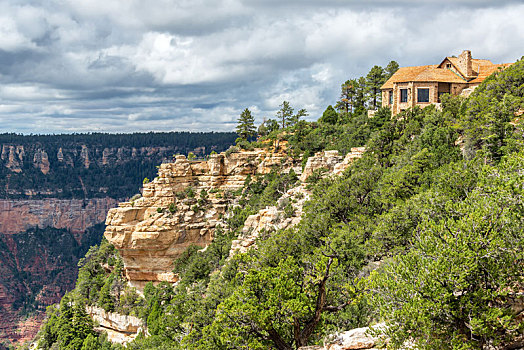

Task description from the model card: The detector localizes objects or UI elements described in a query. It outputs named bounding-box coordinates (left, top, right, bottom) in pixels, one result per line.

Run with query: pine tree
left=366, top=65, right=386, bottom=110
left=336, top=79, right=357, bottom=114
left=291, top=108, right=308, bottom=127
left=319, top=105, right=338, bottom=125
left=276, top=101, right=294, bottom=128
left=276, top=101, right=307, bottom=128
left=236, top=108, right=256, bottom=140
left=385, top=60, right=400, bottom=80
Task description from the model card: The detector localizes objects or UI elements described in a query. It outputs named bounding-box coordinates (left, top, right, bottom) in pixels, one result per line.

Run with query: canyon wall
left=0, top=132, right=236, bottom=347
left=0, top=198, right=117, bottom=235
left=0, top=199, right=115, bottom=345
left=105, top=147, right=365, bottom=290
left=104, top=148, right=295, bottom=289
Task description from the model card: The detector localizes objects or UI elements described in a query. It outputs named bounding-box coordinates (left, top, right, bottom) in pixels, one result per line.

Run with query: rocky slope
left=98, top=147, right=365, bottom=342
left=104, top=147, right=365, bottom=290
left=0, top=197, right=116, bottom=345
left=104, top=147, right=295, bottom=289
left=230, top=147, right=365, bottom=255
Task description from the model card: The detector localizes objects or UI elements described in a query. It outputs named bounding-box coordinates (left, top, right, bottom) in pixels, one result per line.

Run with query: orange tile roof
left=468, top=61, right=512, bottom=84
left=381, top=65, right=465, bottom=89
left=381, top=58, right=512, bottom=90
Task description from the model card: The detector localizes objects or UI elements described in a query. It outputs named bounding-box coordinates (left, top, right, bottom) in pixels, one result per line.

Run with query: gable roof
left=381, top=65, right=466, bottom=89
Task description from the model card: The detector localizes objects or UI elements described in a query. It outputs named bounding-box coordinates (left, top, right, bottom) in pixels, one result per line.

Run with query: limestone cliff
left=0, top=132, right=236, bottom=348
left=0, top=198, right=118, bottom=346
left=105, top=147, right=365, bottom=291
left=104, top=148, right=295, bottom=289
left=230, top=148, right=365, bottom=255
left=86, top=306, right=144, bottom=345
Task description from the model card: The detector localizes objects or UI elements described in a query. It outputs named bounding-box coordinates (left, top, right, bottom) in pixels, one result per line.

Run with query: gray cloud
left=0, top=0, right=522, bottom=134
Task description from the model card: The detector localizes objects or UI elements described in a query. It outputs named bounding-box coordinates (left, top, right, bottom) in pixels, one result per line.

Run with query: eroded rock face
left=230, top=184, right=310, bottom=255
left=33, top=150, right=50, bottom=174
left=231, top=148, right=365, bottom=255
left=0, top=198, right=118, bottom=236
left=297, top=324, right=387, bottom=350
left=86, top=306, right=144, bottom=345
left=300, top=147, right=365, bottom=182
left=104, top=149, right=293, bottom=289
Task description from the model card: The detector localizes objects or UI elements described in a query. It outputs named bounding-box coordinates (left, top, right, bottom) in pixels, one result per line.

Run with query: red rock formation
left=0, top=197, right=118, bottom=347
left=0, top=198, right=117, bottom=236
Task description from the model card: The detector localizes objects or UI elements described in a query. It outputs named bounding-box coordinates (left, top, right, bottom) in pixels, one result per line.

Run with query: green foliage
left=187, top=152, right=196, bottom=161
left=185, top=186, right=195, bottom=198
left=366, top=65, right=386, bottom=109
left=276, top=101, right=307, bottom=129
left=370, top=152, right=524, bottom=349
left=318, top=105, right=339, bottom=125
left=384, top=60, right=399, bottom=79
left=38, top=294, right=97, bottom=350
left=225, top=145, right=240, bottom=156
left=143, top=177, right=150, bottom=184
left=236, top=108, right=257, bottom=140
left=461, top=58, right=524, bottom=161
left=0, top=132, right=237, bottom=200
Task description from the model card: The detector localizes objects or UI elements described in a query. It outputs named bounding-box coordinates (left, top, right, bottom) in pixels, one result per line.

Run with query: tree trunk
left=268, top=327, right=292, bottom=350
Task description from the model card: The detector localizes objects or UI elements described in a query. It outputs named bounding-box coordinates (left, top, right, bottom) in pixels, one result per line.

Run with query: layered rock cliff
left=104, top=148, right=295, bottom=289
left=230, top=147, right=366, bottom=255
left=0, top=198, right=117, bottom=236
left=104, top=147, right=365, bottom=291
left=0, top=132, right=236, bottom=199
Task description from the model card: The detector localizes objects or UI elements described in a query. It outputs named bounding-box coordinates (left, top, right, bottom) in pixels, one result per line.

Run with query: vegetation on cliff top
left=31, top=58, right=524, bottom=350
left=0, top=131, right=236, bottom=200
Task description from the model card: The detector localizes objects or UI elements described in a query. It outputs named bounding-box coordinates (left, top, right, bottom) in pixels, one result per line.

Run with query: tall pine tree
left=236, top=108, right=256, bottom=140
left=366, top=65, right=386, bottom=110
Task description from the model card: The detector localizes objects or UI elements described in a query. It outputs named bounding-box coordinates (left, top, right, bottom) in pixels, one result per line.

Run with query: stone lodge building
left=381, top=50, right=512, bottom=115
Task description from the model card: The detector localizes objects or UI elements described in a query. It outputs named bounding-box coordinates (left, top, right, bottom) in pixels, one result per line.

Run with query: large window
left=417, top=88, right=429, bottom=103
left=400, top=89, right=408, bottom=103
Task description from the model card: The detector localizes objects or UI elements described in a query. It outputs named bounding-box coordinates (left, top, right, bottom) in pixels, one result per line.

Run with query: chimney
left=458, top=50, right=473, bottom=78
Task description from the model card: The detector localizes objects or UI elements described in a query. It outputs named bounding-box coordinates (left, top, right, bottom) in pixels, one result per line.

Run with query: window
left=389, top=91, right=393, bottom=105
left=417, top=88, right=430, bottom=103
left=400, top=89, right=408, bottom=103
left=446, top=63, right=452, bottom=68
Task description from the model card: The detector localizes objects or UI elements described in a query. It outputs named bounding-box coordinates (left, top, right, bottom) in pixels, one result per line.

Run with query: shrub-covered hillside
left=29, top=58, right=524, bottom=350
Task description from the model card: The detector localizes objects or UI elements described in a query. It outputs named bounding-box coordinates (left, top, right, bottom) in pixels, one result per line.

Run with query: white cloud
left=0, top=0, right=522, bottom=134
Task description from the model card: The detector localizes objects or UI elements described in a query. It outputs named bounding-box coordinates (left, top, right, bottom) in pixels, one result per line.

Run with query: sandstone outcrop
left=300, top=147, right=365, bottom=182
left=230, top=184, right=310, bottom=255
left=104, top=148, right=294, bottom=289
left=231, top=148, right=365, bottom=255
left=104, top=147, right=366, bottom=290
left=87, top=306, right=144, bottom=345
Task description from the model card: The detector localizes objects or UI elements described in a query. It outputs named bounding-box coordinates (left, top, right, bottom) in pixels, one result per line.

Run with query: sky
left=0, top=0, right=523, bottom=134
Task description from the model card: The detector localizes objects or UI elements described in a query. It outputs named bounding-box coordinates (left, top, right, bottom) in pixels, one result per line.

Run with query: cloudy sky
left=0, top=0, right=523, bottom=134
